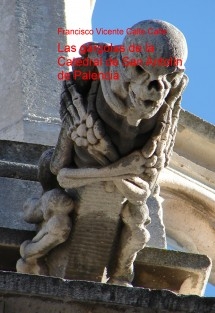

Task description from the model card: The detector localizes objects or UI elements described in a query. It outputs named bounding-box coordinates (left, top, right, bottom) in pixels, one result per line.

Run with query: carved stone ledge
left=134, top=247, right=212, bottom=296
left=0, top=271, right=214, bottom=313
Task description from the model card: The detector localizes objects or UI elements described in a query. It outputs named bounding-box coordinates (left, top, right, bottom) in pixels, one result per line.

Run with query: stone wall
left=0, top=0, right=95, bottom=145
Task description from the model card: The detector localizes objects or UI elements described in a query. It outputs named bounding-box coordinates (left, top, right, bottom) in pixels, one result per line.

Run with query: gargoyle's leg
left=19, top=216, right=72, bottom=260
left=109, top=201, right=150, bottom=286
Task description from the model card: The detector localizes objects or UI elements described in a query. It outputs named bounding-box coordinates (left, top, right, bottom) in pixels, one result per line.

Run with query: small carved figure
left=16, top=188, right=74, bottom=275
left=17, top=20, right=188, bottom=286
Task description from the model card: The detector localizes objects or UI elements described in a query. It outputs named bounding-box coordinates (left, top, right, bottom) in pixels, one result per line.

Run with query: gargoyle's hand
left=165, top=73, right=188, bottom=108
left=61, top=79, right=87, bottom=136
left=61, top=79, right=119, bottom=165
left=68, top=109, right=119, bottom=165
left=86, top=113, right=119, bottom=164
left=114, top=177, right=150, bottom=204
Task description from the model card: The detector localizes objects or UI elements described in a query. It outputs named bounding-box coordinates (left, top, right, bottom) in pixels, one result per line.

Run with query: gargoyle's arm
left=57, top=150, right=151, bottom=203
left=57, top=150, right=146, bottom=189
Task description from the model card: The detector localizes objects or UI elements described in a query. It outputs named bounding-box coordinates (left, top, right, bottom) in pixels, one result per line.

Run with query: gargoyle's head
left=110, top=20, right=188, bottom=125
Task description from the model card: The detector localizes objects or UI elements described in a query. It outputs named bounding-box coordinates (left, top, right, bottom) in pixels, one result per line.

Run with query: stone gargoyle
left=17, top=20, right=188, bottom=287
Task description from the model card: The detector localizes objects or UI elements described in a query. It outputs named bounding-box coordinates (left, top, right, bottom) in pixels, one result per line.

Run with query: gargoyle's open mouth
left=129, top=86, right=156, bottom=110
left=144, top=100, right=154, bottom=107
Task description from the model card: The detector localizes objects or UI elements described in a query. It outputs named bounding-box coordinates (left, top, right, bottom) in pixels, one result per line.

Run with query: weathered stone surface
left=159, top=167, right=215, bottom=285
left=48, top=182, right=124, bottom=281
left=16, top=0, right=67, bottom=144
left=0, top=271, right=214, bottom=313
left=0, top=0, right=95, bottom=145
left=0, top=0, right=67, bottom=144
left=175, top=110, right=215, bottom=173
left=0, top=140, right=47, bottom=234
left=135, top=247, right=212, bottom=296
left=0, top=0, right=23, bottom=142
left=146, top=195, right=166, bottom=249
left=0, top=228, right=35, bottom=248
left=0, top=243, right=212, bottom=297
left=0, top=140, right=49, bottom=180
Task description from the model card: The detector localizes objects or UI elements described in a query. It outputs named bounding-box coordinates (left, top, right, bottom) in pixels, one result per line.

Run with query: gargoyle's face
left=125, top=65, right=184, bottom=125
left=115, top=19, right=188, bottom=126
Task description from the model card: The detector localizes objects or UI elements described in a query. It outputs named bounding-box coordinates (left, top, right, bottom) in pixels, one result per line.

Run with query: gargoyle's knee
left=136, top=227, right=150, bottom=247
left=121, top=201, right=151, bottom=227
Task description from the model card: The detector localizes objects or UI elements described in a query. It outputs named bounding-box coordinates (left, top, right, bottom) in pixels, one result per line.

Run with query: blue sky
left=92, top=0, right=215, bottom=126
left=92, top=0, right=215, bottom=297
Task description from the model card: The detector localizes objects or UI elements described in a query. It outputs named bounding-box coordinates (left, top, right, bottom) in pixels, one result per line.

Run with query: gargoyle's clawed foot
left=16, top=257, right=48, bottom=276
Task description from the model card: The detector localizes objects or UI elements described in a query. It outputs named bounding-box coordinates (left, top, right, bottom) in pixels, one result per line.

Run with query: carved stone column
left=48, top=182, right=124, bottom=282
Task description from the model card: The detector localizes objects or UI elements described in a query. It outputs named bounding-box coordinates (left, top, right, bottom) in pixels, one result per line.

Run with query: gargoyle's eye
left=166, top=73, right=178, bottom=82
left=136, top=65, right=144, bottom=74
left=167, top=71, right=183, bottom=87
